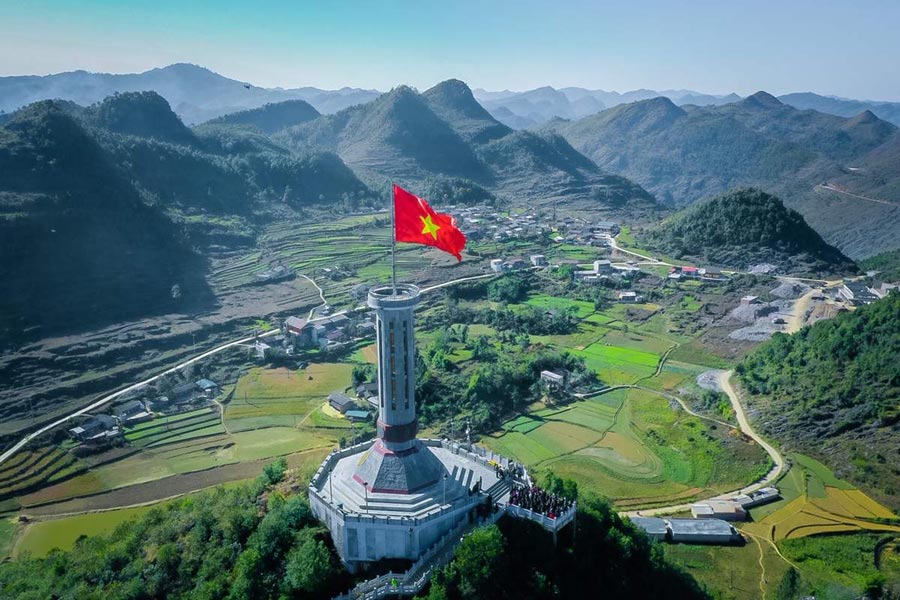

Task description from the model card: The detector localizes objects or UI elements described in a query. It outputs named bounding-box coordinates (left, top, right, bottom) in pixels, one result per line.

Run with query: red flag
left=394, top=184, right=466, bottom=261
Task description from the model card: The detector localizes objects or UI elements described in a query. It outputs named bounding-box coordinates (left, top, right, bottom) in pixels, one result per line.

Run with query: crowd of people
left=508, top=484, right=573, bottom=519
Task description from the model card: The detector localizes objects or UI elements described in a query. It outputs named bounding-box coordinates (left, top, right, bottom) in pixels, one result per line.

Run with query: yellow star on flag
left=420, top=214, right=440, bottom=240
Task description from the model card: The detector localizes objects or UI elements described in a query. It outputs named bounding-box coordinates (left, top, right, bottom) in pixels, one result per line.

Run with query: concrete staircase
left=332, top=509, right=504, bottom=600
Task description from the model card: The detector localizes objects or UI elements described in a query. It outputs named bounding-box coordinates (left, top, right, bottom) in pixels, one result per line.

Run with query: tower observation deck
left=352, top=284, right=445, bottom=493
left=309, top=282, right=526, bottom=569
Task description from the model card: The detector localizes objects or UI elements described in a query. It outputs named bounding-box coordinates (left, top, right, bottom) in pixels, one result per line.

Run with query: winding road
left=626, top=370, right=785, bottom=517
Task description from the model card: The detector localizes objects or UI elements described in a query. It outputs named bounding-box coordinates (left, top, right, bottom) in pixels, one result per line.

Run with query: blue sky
left=2, top=0, right=899, bottom=100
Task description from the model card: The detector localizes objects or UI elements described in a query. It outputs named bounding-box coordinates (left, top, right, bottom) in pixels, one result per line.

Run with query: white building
left=691, top=499, right=747, bottom=521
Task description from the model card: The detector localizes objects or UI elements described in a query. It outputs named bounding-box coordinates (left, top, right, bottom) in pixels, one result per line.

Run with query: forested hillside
left=642, top=188, right=857, bottom=275
left=422, top=498, right=708, bottom=600
left=0, top=462, right=708, bottom=600
left=0, top=100, right=211, bottom=338
left=861, top=248, right=900, bottom=281
left=203, top=99, right=321, bottom=134
left=738, top=292, right=900, bottom=507
left=0, top=92, right=374, bottom=339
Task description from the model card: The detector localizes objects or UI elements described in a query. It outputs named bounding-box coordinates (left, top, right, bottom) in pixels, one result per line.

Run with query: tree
left=487, top=275, right=528, bottom=303
left=282, top=529, right=338, bottom=597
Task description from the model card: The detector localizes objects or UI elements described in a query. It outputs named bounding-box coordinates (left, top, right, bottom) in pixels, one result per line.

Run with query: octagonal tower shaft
left=367, top=284, right=420, bottom=452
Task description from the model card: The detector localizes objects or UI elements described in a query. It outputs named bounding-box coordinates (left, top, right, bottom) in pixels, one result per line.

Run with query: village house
left=540, top=370, right=566, bottom=389
left=691, top=499, right=747, bottom=521
left=328, top=392, right=356, bottom=414
left=667, top=518, right=743, bottom=544
left=530, top=254, right=548, bottom=267
left=195, top=379, right=220, bottom=399
left=254, top=340, right=272, bottom=360
left=115, top=400, right=152, bottom=426
left=490, top=259, right=511, bottom=273
left=730, top=487, right=780, bottom=509
left=68, top=414, right=119, bottom=444
left=872, top=282, right=899, bottom=298
left=838, top=281, right=879, bottom=306
left=740, top=295, right=759, bottom=306
left=617, top=291, right=644, bottom=303
left=508, top=258, right=529, bottom=270
left=356, top=382, right=379, bottom=399
left=593, top=220, right=620, bottom=235
left=680, top=266, right=700, bottom=279
left=171, top=382, right=196, bottom=404
left=345, top=410, right=370, bottom=423
left=699, top=266, right=725, bottom=280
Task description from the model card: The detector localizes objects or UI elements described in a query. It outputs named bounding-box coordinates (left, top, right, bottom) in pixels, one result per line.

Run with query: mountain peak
left=851, top=109, right=879, bottom=124
left=627, top=95, right=687, bottom=121
left=205, top=99, right=320, bottom=134
left=89, top=91, right=195, bottom=143
left=741, top=91, right=783, bottom=109
left=423, top=79, right=511, bottom=144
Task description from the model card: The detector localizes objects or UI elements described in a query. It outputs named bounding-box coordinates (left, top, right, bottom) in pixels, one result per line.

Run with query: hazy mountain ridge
left=472, top=86, right=741, bottom=129
left=0, top=64, right=380, bottom=125
left=779, top=92, right=900, bottom=127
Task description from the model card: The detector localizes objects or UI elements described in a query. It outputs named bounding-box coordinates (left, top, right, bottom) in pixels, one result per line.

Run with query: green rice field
left=485, top=388, right=769, bottom=508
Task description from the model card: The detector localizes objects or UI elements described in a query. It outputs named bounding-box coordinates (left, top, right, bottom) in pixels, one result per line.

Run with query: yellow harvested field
left=839, top=489, right=897, bottom=519
left=361, top=344, right=377, bottom=364
left=321, top=402, right=344, bottom=419
left=749, top=459, right=900, bottom=544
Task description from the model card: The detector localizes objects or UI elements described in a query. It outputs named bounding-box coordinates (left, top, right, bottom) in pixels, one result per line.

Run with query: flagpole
left=390, top=179, right=397, bottom=296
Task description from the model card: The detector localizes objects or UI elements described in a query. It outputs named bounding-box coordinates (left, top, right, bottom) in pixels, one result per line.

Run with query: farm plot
left=524, top=295, right=596, bottom=318
left=14, top=505, right=156, bottom=558
left=227, top=363, right=355, bottom=431
left=125, top=408, right=222, bottom=448
left=486, top=388, right=769, bottom=509
left=744, top=454, right=900, bottom=544
left=0, top=447, right=84, bottom=501
left=573, top=343, right=660, bottom=385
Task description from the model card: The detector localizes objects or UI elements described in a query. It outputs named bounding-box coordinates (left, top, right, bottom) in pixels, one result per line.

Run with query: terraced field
left=744, top=454, right=900, bottom=543
left=0, top=446, right=85, bottom=503
left=209, top=214, right=486, bottom=311
left=227, top=363, right=356, bottom=431
left=485, top=388, right=768, bottom=508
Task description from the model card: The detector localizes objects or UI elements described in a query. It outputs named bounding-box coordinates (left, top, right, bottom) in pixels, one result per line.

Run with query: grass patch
left=14, top=505, right=155, bottom=558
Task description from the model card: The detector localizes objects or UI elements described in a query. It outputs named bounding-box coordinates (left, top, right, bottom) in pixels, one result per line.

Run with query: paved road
left=816, top=184, right=896, bottom=207
left=0, top=328, right=282, bottom=467
left=609, top=235, right=836, bottom=285
left=0, top=270, right=502, bottom=467
left=0, top=273, right=338, bottom=468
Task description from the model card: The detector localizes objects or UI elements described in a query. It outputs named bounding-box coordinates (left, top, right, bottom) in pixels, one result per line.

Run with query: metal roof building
left=668, top=518, right=742, bottom=544
left=630, top=517, right=668, bottom=541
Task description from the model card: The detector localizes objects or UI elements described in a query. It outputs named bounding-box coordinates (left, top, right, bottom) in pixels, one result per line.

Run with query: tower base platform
left=309, top=438, right=513, bottom=568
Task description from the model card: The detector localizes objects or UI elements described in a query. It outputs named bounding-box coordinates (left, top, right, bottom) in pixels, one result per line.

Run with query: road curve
left=625, top=370, right=785, bottom=517
left=0, top=272, right=341, bottom=467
